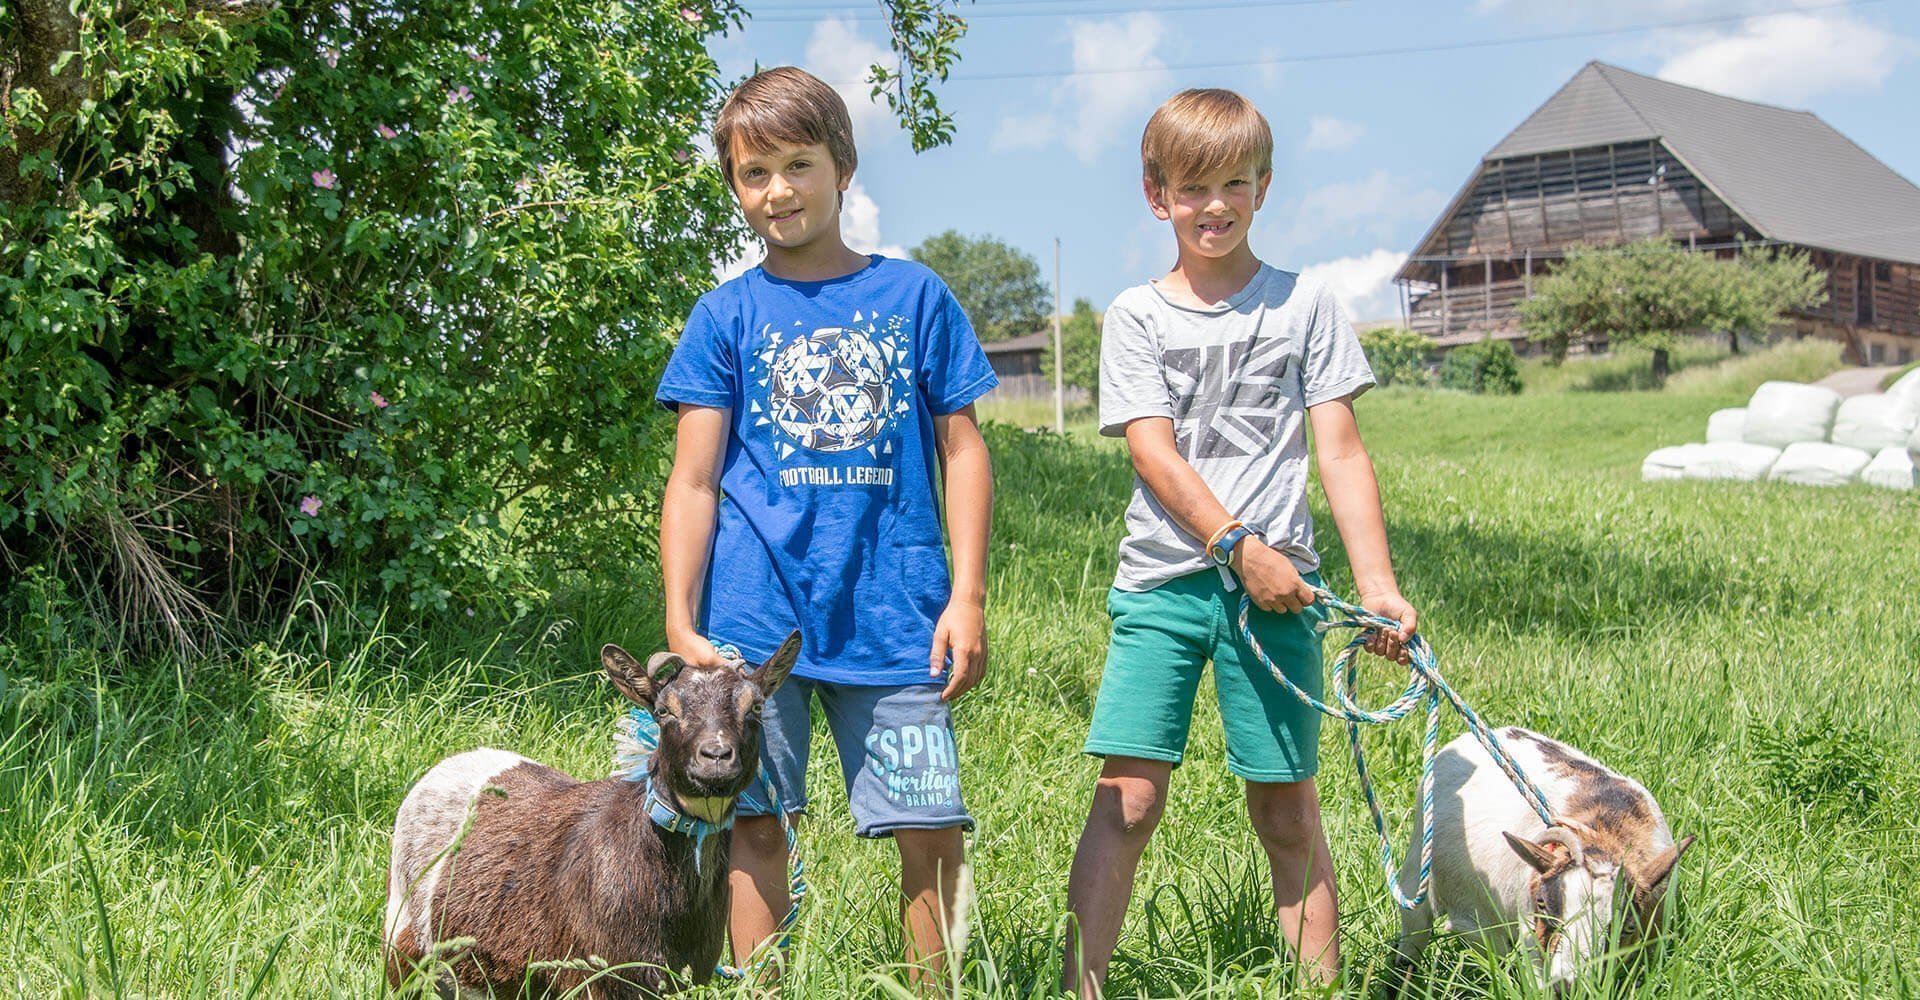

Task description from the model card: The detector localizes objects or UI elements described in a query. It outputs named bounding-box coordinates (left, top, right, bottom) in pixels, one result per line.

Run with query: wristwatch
left=1208, top=523, right=1254, bottom=566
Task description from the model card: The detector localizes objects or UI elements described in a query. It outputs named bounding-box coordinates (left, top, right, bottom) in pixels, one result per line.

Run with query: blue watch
left=1209, top=524, right=1254, bottom=566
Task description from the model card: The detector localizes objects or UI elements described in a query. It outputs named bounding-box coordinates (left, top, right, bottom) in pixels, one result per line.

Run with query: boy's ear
left=1254, top=169, right=1273, bottom=210
left=1143, top=176, right=1172, bottom=221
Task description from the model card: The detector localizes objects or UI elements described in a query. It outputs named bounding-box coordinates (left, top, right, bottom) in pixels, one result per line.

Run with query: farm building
left=1395, top=61, right=1920, bottom=364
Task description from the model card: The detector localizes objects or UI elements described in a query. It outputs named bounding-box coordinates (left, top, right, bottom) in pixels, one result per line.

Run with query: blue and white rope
left=1237, top=588, right=1556, bottom=910
left=613, top=643, right=806, bottom=981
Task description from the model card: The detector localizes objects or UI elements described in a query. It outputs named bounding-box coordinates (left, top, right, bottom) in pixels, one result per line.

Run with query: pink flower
left=323, top=48, right=340, bottom=68
left=299, top=496, right=322, bottom=517
left=514, top=177, right=532, bottom=194
left=672, top=149, right=692, bottom=164
left=311, top=169, right=336, bottom=189
left=448, top=85, right=473, bottom=104
left=272, top=83, right=286, bottom=100
left=370, top=390, right=389, bottom=408
left=468, top=50, right=490, bottom=63
left=679, top=7, right=702, bottom=23
left=376, top=124, right=398, bottom=140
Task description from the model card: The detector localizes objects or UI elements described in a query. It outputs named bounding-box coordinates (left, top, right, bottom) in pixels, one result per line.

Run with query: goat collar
left=643, top=784, right=734, bottom=839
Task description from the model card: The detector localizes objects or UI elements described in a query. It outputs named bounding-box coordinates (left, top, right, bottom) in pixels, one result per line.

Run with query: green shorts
left=1084, top=568, right=1328, bottom=783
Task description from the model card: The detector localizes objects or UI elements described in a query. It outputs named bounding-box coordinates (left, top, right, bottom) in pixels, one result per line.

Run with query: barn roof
left=1430, top=61, right=1920, bottom=267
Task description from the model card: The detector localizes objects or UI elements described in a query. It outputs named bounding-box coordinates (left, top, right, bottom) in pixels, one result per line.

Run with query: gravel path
left=1813, top=366, right=1901, bottom=397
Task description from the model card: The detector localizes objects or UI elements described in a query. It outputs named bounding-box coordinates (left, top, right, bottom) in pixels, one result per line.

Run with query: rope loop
left=1237, top=587, right=1556, bottom=910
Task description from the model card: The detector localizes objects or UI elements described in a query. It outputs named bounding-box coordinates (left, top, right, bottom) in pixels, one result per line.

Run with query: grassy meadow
left=6, top=341, right=1920, bottom=998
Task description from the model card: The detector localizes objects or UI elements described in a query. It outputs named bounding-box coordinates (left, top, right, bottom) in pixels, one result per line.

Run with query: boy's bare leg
left=1063, top=757, right=1173, bottom=999
left=1246, top=778, right=1339, bottom=985
left=729, top=814, right=793, bottom=972
left=896, top=826, right=966, bottom=990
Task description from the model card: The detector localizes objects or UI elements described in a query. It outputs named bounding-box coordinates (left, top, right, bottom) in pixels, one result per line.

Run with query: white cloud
left=1654, top=12, right=1907, bottom=104
left=992, top=13, right=1173, bottom=163
left=1301, top=249, right=1408, bottom=326
left=1303, top=116, right=1365, bottom=153
left=1266, top=169, right=1446, bottom=261
left=840, top=181, right=907, bottom=259
left=804, top=17, right=894, bottom=141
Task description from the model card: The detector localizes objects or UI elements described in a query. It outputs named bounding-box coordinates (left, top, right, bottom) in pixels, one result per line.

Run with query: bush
left=2, top=0, right=745, bottom=642
left=1438, top=339, right=1523, bottom=395
left=1749, top=713, right=1883, bottom=819
left=1359, top=327, right=1433, bottom=387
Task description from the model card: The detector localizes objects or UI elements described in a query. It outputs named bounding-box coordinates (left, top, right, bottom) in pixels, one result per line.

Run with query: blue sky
left=706, top=0, right=1920, bottom=324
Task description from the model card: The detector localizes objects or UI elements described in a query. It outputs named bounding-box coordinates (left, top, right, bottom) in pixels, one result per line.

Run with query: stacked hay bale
left=1642, top=369, right=1920, bottom=489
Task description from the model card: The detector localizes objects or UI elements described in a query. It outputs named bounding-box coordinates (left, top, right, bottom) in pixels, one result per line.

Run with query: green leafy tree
left=1358, top=326, right=1433, bottom=387
left=1040, top=298, right=1100, bottom=403
left=910, top=231, right=1050, bottom=341
left=1438, top=339, right=1523, bottom=395
left=1, top=0, right=970, bottom=646
left=1518, top=238, right=1827, bottom=384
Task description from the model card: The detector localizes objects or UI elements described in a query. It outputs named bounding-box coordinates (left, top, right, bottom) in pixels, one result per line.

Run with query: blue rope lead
left=1237, top=587, right=1557, bottom=910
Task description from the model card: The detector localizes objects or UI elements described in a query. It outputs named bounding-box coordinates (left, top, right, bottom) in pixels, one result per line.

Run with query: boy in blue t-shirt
left=655, top=66, right=997, bottom=982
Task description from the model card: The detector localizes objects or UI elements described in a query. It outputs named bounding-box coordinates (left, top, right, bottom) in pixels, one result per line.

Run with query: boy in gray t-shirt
left=1063, top=89, right=1418, bottom=996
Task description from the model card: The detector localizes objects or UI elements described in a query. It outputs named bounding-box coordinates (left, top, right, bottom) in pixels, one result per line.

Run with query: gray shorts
left=737, top=676, right=973, bottom=838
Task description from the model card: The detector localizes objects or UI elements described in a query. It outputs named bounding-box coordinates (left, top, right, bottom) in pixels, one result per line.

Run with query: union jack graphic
left=1161, top=337, right=1295, bottom=460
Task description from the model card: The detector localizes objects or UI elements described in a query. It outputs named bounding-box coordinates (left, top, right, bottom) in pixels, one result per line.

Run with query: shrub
left=2, top=1, right=744, bottom=641
left=1359, top=327, right=1434, bottom=387
left=1438, top=339, right=1523, bottom=395
left=1749, top=713, right=1883, bottom=819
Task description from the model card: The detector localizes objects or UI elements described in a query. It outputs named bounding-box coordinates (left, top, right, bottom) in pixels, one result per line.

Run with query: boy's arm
left=660, top=404, right=732, bottom=668
left=1307, top=394, right=1416, bottom=662
left=931, top=404, right=992, bottom=701
left=1122, top=416, right=1318, bottom=614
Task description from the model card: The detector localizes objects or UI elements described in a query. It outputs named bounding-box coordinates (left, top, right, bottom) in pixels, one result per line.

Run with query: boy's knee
left=734, top=814, right=788, bottom=858
left=1092, top=774, right=1166, bottom=836
left=1247, top=781, right=1322, bottom=853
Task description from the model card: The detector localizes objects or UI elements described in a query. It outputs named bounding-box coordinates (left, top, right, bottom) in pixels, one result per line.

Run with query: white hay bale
left=1743, top=381, right=1841, bottom=448
left=1705, top=408, right=1747, bottom=443
left=1861, top=447, right=1917, bottom=491
left=1830, top=393, right=1920, bottom=453
left=1887, top=366, right=1920, bottom=409
left=1909, top=423, right=1920, bottom=466
left=1683, top=442, right=1781, bottom=481
left=1768, top=442, right=1871, bottom=487
left=1642, top=444, right=1706, bottom=482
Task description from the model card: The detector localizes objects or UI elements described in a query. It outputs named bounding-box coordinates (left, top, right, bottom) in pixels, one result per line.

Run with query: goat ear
left=750, top=630, right=802, bottom=697
left=602, top=644, right=668, bottom=708
left=1504, top=831, right=1561, bottom=874
left=1641, top=835, right=1696, bottom=892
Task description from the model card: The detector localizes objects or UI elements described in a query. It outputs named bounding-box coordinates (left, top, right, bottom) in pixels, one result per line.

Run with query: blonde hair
left=1140, top=88, right=1273, bottom=193
left=713, top=67, right=857, bottom=189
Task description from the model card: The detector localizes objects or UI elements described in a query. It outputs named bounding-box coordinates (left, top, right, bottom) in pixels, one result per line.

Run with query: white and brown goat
left=382, top=632, right=800, bottom=997
left=1394, top=727, right=1695, bottom=995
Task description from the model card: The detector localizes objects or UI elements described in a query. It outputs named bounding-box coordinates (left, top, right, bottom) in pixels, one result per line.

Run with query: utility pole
left=1053, top=237, right=1064, bottom=433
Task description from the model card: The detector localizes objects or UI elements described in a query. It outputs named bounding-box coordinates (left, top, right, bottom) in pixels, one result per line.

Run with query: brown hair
left=713, top=67, right=857, bottom=189
left=1140, top=88, right=1273, bottom=193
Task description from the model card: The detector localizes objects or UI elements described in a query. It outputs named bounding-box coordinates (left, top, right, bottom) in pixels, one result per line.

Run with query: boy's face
left=1146, top=160, right=1272, bottom=262
left=728, top=137, right=851, bottom=253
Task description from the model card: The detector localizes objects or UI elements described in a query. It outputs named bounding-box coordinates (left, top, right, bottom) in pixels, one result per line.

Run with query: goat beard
left=677, top=795, right=734, bottom=824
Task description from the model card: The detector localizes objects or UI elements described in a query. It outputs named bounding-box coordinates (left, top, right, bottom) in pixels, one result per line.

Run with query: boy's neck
left=1159, top=245, right=1263, bottom=308
left=761, top=235, right=871, bottom=284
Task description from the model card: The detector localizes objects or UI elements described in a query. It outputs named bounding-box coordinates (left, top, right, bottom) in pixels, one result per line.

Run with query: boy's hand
left=1357, top=589, right=1417, bottom=665
left=667, top=632, right=734, bottom=669
left=1232, top=538, right=1318, bottom=614
left=931, top=598, right=987, bottom=702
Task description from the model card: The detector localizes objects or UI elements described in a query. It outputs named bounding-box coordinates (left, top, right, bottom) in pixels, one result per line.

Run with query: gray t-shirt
left=1098, top=265, right=1375, bottom=592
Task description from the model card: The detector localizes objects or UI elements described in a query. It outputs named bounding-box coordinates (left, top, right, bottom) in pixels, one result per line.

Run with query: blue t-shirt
left=656, top=255, right=998, bottom=685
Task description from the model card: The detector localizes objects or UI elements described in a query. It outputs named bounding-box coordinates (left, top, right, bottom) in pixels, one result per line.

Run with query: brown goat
left=382, top=632, right=800, bottom=997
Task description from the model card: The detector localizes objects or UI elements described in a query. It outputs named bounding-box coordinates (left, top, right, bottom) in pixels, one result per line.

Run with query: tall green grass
left=5, top=351, right=1918, bottom=998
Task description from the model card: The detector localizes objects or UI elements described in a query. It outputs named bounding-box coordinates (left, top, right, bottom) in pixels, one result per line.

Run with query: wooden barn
left=1395, top=61, right=1920, bottom=365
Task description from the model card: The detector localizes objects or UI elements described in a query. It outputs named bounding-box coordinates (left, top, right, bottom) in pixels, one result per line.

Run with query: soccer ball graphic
left=768, top=326, right=894, bottom=452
